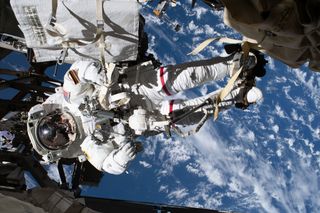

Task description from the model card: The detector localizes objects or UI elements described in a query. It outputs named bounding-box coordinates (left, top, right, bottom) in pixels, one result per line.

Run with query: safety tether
left=95, top=0, right=105, bottom=69
left=188, top=37, right=262, bottom=56
left=213, top=41, right=252, bottom=120
left=188, top=36, right=257, bottom=120
left=95, top=0, right=117, bottom=88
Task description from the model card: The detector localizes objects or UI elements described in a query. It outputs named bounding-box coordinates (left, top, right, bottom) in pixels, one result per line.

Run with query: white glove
left=114, top=142, right=137, bottom=167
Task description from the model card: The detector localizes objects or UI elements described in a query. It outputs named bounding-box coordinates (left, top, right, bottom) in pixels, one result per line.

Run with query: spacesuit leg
left=164, top=62, right=231, bottom=94
left=158, top=89, right=221, bottom=116
left=159, top=85, right=244, bottom=117
left=134, top=62, right=231, bottom=106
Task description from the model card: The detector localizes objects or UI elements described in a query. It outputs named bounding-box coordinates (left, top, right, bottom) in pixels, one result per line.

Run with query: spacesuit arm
left=101, top=143, right=136, bottom=175
left=80, top=136, right=136, bottom=175
left=62, top=60, right=106, bottom=105
left=68, top=60, right=106, bottom=85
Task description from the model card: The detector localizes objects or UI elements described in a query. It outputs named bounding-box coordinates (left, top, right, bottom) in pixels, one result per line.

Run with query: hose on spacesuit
left=168, top=99, right=213, bottom=137
left=169, top=99, right=213, bottom=125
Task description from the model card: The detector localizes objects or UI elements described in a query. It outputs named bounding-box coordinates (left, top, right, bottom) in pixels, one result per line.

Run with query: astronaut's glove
left=113, top=142, right=137, bottom=167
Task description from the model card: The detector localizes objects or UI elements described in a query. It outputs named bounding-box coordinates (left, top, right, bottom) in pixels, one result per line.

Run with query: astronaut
left=123, top=51, right=265, bottom=133
left=27, top=50, right=265, bottom=175
left=27, top=61, right=140, bottom=175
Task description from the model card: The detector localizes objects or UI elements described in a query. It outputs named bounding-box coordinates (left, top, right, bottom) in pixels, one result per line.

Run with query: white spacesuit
left=121, top=52, right=263, bottom=125
left=27, top=53, right=263, bottom=175
left=27, top=61, right=139, bottom=175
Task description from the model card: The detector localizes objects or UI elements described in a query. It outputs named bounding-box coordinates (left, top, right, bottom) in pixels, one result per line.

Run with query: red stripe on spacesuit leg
left=159, top=67, right=172, bottom=96
left=169, top=100, right=174, bottom=114
left=169, top=100, right=176, bottom=127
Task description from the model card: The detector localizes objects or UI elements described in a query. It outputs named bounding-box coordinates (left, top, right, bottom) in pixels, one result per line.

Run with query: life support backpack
left=221, top=0, right=320, bottom=71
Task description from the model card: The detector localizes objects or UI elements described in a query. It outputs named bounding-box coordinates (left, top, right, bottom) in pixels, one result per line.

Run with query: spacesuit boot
left=230, top=52, right=257, bottom=76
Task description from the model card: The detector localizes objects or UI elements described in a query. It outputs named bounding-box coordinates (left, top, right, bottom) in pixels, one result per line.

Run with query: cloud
left=168, top=187, right=189, bottom=200
left=266, top=56, right=276, bottom=70
left=199, top=160, right=225, bottom=186
left=187, top=20, right=204, bottom=35
left=146, top=114, right=320, bottom=212
left=139, top=161, right=152, bottom=168
left=275, top=104, right=286, bottom=118
left=204, top=24, right=217, bottom=36
left=234, top=127, right=255, bottom=142
left=157, top=138, right=193, bottom=174
left=272, top=125, right=279, bottom=134
left=291, top=68, right=320, bottom=106
left=192, top=6, right=208, bottom=20
left=186, top=162, right=204, bottom=177
left=159, top=184, right=169, bottom=193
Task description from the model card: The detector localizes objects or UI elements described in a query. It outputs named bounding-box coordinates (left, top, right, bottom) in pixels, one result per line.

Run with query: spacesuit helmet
left=36, top=110, right=76, bottom=150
